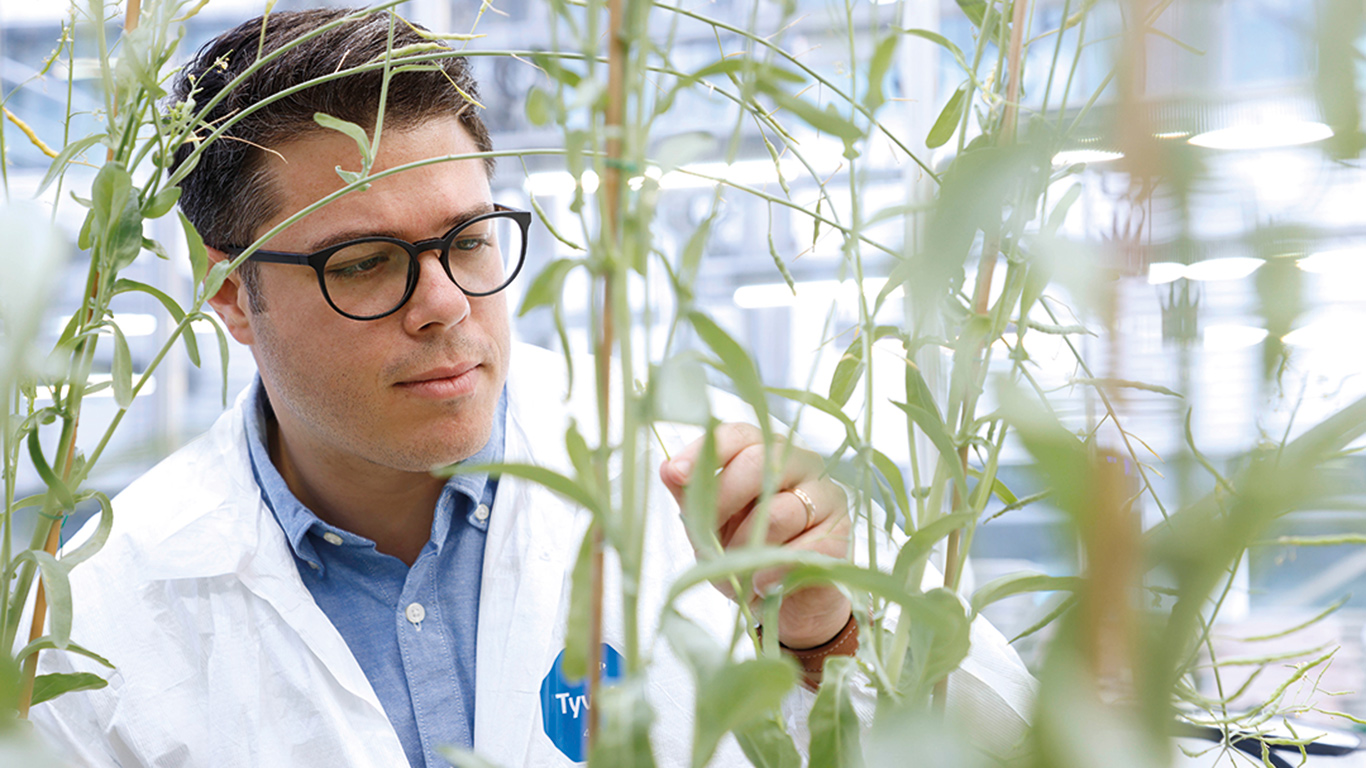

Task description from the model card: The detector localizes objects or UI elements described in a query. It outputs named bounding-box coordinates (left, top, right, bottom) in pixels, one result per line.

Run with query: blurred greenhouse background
left=4, top=0, right=1365, bottom=724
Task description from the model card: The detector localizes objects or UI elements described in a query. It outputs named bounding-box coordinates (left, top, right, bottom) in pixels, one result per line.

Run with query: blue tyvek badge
left=539, top=644, right=624, bottom=762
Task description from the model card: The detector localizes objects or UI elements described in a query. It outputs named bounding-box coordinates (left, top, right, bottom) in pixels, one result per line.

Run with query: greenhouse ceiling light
left=733, top=278, right=903, bottom=309
left=1147, top=262, right=1186, bottom=285
left=55, top=312, right=157, bottom=337
left=1183, top=257, right=1263, bottom=281
left=1146, top=258, right=1262, bottom=284
left=1297, top=247, right=1366, bottom=279
left=1203, top=324, right=1267, bottom=350
left=1052, top=149, right=1124, bottom=166
left=1188, top=120, right=1333, bottom=151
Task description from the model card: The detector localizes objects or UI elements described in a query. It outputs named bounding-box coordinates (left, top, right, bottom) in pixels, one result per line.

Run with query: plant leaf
left=179, top=210, right=209, bottom=291
left=808, top=656, right=864, bottom=768
left=889, top=400, right=967, bottom=502
left=444, top=462, right=599, bottom=515
left=37, top=134, right=105, bottom=196
left=863, top=35, right=899, bottom=114
left=899, top=588, right=971, bottom=700
left=926, top=80, right=969, bottom=149
left=689, top=312, right=769, bottom=427
left=560, top=526, right=596, bottom=682
left=680, top=423, right=722, bottom=557
left=110, top=323, right=134, bottom=409
left=27, top=430, right=75, bottom=513
left=15, top=637, right=113, bottom=669
left=525, top=85, right=553, bottom=126
left=517, top=258, right=582, bottom=317
left=143, top=186, right=182, bottom=219
left=59, top=491, right=113, bottom=569
left=869, top=449, right=910, bottom=524
left=828, top=352, right=864, bottom=409
left=692, top=658, right=797, bottom=768
left=30, top=672, right=106, bottom=707
left=892, top=512, right=975, bottom=582
left=18, top=551, right=73, bottom=649
left=767, top=387, right=857, bottom=445
left=589, top=681, right=657, bottom=768
left=901, top=28, right=969, bottom=72
left=970, top=572, right=1081, bottom=616
left=313, top=112, right=372, bottom=161
left=735, top=714, right=802, bottom=768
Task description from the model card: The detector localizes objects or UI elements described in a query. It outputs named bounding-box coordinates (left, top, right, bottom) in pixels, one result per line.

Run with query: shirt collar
left=243, top=377, right=505, bottom=572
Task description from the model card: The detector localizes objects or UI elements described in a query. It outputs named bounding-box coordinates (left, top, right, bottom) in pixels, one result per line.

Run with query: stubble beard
left=251, top=310, right=501, bottom=474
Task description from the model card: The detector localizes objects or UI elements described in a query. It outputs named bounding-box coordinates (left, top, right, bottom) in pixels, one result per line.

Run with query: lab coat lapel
left=473, top=390, right=591, bottom=764
left=139, top=400, right=397, bottom=745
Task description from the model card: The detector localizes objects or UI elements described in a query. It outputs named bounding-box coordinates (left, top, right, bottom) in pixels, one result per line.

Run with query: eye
left=325, top=244, right=405, bottom=279
left=452, top=236, right=490, bottom=253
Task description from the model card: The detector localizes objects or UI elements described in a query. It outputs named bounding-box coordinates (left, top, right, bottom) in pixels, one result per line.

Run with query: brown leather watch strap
left=779, top=613, right=859, bottom=689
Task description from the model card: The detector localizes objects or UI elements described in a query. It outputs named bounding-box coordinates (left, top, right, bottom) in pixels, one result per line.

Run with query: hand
left=660, top=423, right=852, bottom=649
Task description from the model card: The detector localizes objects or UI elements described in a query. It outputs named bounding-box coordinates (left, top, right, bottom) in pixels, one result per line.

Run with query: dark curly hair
left=170, top=8, right=493, bottom=308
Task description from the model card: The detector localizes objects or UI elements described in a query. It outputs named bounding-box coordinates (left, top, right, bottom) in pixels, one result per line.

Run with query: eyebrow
left=300, top=202, right=497, bottom=252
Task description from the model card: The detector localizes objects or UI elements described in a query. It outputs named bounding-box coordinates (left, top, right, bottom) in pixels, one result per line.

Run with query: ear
left=205, top=247, right=256, bottom=346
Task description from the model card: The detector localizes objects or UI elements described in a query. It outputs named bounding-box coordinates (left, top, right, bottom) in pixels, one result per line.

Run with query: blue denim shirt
left=243, top=378, right=503, bottom=768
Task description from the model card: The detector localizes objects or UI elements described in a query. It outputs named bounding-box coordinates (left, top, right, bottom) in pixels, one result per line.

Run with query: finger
left=712, top=443, right=823, bottom=531
left=723, top=483, right=836, bottom=549
left=747, top=508, right=851, bottom=596
left=660, top=422, right=763, bottom=492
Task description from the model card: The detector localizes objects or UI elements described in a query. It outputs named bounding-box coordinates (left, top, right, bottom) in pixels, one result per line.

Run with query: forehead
left=255, top=118, right=491, bottom=248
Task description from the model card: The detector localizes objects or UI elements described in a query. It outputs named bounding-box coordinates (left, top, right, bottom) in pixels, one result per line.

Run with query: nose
left=401, top=249, right=470, bottom=332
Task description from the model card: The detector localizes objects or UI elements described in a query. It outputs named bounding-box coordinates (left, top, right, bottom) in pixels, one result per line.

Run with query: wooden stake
left=933, top=0, right=1031, bottom=713
left=587, top=0, right=629, bottom=748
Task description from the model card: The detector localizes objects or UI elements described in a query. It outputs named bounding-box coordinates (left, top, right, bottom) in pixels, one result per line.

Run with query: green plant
left=4, top=0, right=1364, bottom=765
left=480, top=0, right=1366, bottom=765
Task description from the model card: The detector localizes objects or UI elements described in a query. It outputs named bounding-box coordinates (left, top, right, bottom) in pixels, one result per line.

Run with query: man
left=32, top=8, right=1032, bottom=767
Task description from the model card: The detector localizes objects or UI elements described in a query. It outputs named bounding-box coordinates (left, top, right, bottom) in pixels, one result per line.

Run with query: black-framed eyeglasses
left=221, top=205, right=532, bottom=321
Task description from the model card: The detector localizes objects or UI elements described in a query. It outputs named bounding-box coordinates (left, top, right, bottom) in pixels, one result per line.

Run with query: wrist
left=779, top=612, right=859, bottom=690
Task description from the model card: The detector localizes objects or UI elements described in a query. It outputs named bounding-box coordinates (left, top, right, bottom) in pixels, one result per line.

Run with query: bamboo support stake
left=934, top=0, right=1031, bottom=713
left=17, top=0, right=141, bottom=720
left=587, top=0, right=629, bottom=748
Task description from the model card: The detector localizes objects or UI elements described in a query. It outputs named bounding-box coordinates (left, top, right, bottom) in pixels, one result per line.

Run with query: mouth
left=395, top=362, right=481, bottom=398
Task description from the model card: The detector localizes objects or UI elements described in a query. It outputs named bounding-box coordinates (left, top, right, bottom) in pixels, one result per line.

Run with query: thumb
left=659, top=457, right=692, bottom=504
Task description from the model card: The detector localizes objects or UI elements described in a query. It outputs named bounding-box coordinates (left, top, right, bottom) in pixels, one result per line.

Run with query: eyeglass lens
left=321, top=214, right=524, bottom=318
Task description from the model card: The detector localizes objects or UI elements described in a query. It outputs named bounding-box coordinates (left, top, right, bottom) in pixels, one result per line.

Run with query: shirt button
left=322, top=532, right=344, bottom=546
left=307, top=561, right=320, bottom=571
left=474, top=504, right=490, bottom=522
left=405, top=602, right=426, bottom=625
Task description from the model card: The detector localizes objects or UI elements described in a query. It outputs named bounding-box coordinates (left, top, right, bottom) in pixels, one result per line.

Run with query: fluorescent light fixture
left=524, top=169, right=599, bottom=198
left=1183, top=257, right=1263, bottom=282
left=54, top=313, right=158, bottom=338
left=1147, top=262, right=1186, bottom=285
left=1154, top=130, right=1192, bottom=140
left=34, top=373, right=158, bottom=401
left=1147, top=258, right=1262, bottom=284
left=1298, top=248, right=1366, bottom=280
left=1052, top=149, right=1124, bottom=166
left=525, top=159, right=805, bottom=197
left=733, top=278, right=903, bottom=309
left=1203, top=324, right=1267, bottom=350
left=1188, top=121, right=1333, bottom=151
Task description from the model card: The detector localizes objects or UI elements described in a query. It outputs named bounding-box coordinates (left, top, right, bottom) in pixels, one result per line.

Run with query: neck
left=267, top=417, right=443, bottom=566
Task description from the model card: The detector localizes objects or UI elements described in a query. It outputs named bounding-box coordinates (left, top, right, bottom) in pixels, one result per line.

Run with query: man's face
left=230, top=118, right=509, bottom=474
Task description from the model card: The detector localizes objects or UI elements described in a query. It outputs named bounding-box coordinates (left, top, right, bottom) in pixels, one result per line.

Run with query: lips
left=394, top=362, right=480, bottom=398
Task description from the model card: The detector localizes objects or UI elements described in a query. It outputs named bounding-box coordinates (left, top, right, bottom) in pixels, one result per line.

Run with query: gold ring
left=790, top=487, right=816, bottom=531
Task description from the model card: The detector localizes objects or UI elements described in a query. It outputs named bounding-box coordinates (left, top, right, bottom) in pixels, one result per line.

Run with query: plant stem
left=934, top=0, right=1032, bottom=715
left=586, top=0, right=630, bottom=746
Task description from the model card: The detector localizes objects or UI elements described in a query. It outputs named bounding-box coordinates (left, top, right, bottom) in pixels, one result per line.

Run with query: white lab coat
left=32, top=342, right=1034, bottom=766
